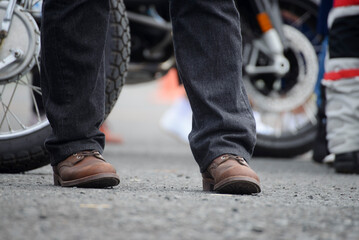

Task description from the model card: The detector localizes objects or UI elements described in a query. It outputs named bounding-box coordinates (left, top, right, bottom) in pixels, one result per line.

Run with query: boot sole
left=335, top=153, right=359, bottom=174
left=54, top=173, right=120, bottom=188
left=204, top=176, right=261, bottom=194
left=335, top=162, right=359, bottom=174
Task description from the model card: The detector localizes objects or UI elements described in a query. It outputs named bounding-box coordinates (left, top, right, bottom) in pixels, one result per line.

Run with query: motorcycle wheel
left=242, top=0, right=321, bottom=158
left=0, top=0, right=130, bottom=173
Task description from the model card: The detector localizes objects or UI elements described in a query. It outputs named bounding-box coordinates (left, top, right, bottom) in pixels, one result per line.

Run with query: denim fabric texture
left=41, top=0, right=256, bottom=172
left=41, top=0, right=110, bottom=165
left=170, top=0, right=256, bottom=172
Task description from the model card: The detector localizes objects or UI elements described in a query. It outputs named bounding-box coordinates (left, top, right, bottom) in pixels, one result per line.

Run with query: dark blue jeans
left=41, top=0, right=256, bottom=173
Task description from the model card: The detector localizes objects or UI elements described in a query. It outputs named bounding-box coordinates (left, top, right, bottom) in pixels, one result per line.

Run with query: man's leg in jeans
left=41, top=0, right=119, bottom=187
left=170, top=0, right=261, bottom=194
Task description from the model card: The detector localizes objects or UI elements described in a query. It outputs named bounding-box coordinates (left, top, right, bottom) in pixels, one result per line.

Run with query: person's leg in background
left=322, top=0, right=359, bottom=173
left=41, top=0, right=120, bottom=187
left=170, top=0, right=261, bottom=194
left=312, top=0, right=333, bottom=164
left=312, top=37, right=330, bottom=163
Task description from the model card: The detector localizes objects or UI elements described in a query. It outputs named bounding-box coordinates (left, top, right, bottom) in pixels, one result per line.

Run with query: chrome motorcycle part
left=244, top=25, right=318, bottom=113
left=0, top=1, right=40, bottom=84
left=124, top=1, right=174, bottom=84
left=265, top=0, right=289, bottom=49
left=127, top=10, right=171, bottom=31
left=0, top=48, right=24, bottom=70
left=245, top=28, right=290, bottom=77
left=0, top=0, right=16, bottom=39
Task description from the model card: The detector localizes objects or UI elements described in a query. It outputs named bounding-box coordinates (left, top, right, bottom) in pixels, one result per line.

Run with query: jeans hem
left=50, top=142, right=104, bottom=166
left=198, top=147, right=252, bottom=173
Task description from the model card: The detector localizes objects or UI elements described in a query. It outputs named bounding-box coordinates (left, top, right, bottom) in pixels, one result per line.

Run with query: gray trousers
left=323, top=5, right=359, bottom=154
left=41, top=0, right=256, bottom=173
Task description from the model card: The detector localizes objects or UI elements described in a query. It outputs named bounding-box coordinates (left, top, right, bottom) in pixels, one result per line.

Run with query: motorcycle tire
left=246, top=0, right=321, bottom=158
left=0, top=0, right=130, bottom=173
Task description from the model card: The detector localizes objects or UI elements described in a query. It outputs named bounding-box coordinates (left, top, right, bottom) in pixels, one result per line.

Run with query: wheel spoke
left=0, top=83, right=16, bottom=129
left=26, top=74, right=42, bottom=122
left=0, top=82, right=26, bottom=131
left=288, top=112, right=300, bottom=134
left=292, top=12, right=311, bottom=27
left=0, top=85, right=10, bottom=131
left=1, top=102, right=26, bottom=130
left=273, top=113, right=284, bottom=137
left=35, top=56, right=41, bottom=72
left=1, top=102, right=12, bottom=132
left=18, top=79, right=42, bottom=95
left=0, top=84, right=5, bottom=97
left=303, top=100, right=317, bottom=125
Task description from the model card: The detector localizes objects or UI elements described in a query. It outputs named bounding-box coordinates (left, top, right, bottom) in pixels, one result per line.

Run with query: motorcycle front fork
left=244, top=0, right=290, bottom=81
left=0, top=0, right=41, bottom=72
left=0, top=0, right=16, bottom=40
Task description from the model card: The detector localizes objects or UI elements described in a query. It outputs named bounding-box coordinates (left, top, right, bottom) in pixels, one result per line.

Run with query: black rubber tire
left=253, top=0, right=319, bottom=158
left=0, top=0, right=130, bottom=173
left=254, top=124, right=318, bottom=158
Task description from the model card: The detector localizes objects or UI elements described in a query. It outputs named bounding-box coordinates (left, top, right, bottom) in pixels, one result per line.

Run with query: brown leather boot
left=202, top=154, right=261, bottom=194
left=53, top=150, right=120, bottom=188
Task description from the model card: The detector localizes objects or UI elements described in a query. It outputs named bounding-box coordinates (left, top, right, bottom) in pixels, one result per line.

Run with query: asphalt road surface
left=1, top=82, right=358, bottom=240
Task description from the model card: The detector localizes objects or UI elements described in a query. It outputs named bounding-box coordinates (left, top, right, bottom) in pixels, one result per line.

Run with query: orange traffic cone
left=100, top=122, right=123, bottom=144
left=154, top=68, right=186, bottom=103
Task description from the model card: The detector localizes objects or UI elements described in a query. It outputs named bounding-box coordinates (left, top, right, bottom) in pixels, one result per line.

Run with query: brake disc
left=0, top=2, right=40, bottom=84
left=244, top=25, right=318, bottom=113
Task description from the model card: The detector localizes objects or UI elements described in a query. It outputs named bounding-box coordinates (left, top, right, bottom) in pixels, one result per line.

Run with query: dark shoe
left=202, top=154, right=261, bottom=194
left=53, top=150, right=120, bottom=188
left=334, top=151, right=359, bottom=174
